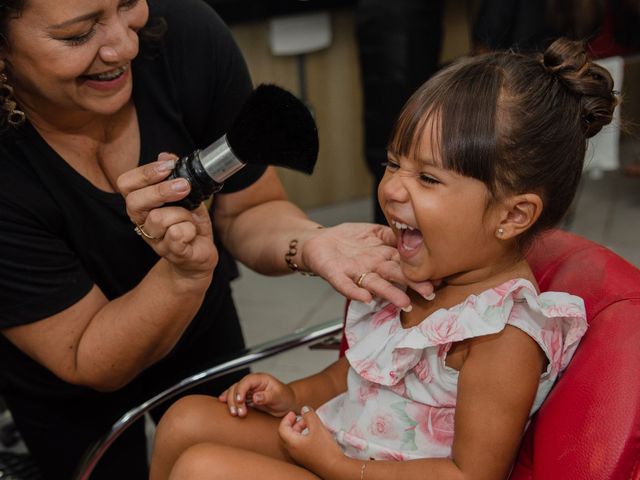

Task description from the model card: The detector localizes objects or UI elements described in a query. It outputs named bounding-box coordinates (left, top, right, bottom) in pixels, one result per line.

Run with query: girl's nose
left=378, top=170, right=409, bottom=204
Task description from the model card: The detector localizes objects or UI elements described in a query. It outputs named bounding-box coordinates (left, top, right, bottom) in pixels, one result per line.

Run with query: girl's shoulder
left=345, top=279, right=587, bottom=383
left=347, top=278, right=585, bottom=339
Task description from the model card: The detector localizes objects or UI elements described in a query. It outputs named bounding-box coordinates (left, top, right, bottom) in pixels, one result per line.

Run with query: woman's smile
left=80, top=64, right=130, bottom=92
left=4, top=0, right=148, bottom=120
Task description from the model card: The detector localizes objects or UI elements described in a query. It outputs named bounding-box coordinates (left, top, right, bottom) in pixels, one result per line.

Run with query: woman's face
left=3, top=0, right=149, bottom=120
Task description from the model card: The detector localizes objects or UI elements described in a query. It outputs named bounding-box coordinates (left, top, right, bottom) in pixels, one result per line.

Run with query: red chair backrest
left=512, top=229, right=640, bottom=479
left=339, top=229, right=640, bottom=478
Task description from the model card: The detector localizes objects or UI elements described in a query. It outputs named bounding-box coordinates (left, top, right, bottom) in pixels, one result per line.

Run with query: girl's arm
left=221, top=356, right=350, bottom=417
left=283, top=325, right=546, bottom=480
left=289, top=355, right=350, bottom=410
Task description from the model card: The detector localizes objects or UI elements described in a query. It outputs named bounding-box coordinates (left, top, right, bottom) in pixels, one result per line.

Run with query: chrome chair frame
left=74, top=319, right=343, bottom=480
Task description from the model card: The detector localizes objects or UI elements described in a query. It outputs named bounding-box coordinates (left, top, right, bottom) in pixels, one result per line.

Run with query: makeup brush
left=167, top=84, right=319, bottom=209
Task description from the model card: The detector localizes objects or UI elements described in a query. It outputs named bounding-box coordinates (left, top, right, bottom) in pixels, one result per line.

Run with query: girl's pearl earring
left=497, top=228, right=504, bottom=236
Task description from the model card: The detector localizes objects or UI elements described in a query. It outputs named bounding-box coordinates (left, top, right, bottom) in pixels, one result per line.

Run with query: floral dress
left=316, top=278, right=587, bottom=461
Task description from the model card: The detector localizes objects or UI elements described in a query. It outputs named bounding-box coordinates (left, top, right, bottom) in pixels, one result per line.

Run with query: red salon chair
left=510, top=229, right=640, bottom=479
left=75, top=229, right=640, bottom=479
left=336, top=229, right=640, bottom=479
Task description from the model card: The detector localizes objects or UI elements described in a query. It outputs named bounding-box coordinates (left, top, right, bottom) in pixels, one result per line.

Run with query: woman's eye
left=62, top=27, right=97, bottom=46
left=119, top=0, right=140, bottom=10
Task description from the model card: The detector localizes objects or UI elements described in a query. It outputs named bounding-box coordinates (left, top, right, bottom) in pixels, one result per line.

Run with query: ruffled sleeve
left=345, top=279, right=587, bottom=387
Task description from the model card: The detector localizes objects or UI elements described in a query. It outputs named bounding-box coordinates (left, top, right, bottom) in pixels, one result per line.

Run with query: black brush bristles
left=225, top=84, right=319, bottom=174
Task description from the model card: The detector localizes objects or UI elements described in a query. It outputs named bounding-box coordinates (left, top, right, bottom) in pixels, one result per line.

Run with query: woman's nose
left=98, top=21, right=139, bottom=64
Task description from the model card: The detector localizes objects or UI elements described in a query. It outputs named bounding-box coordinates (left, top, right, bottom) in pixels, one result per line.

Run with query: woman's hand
left=117, top=152, right=218, bottom=282
left=278, top=406, right=347, bottom=477
left=219, top=373, right=297, bottom=418
left=300, top=223, right=434, bottom=309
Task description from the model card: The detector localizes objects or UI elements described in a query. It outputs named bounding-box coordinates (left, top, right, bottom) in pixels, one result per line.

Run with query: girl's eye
left=382, top=161, right=399, bottom=171
left=62, top=27, right=97, bottom=46
left=119, top=0, right=141, bottom=10
left=419, top=174, right=439, bottom=185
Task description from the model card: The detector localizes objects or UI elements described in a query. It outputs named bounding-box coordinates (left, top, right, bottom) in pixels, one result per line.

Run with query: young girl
left=149, top=38, right=617, bottom=480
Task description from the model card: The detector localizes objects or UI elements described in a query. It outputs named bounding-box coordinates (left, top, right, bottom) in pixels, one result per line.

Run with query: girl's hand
left=219, top=373, right=296, bottom=418
left=301, top=223, right=434, bottom=308
left=117, top=152, right=218, bottom=282
left=278, top=406, right=346, bottom=476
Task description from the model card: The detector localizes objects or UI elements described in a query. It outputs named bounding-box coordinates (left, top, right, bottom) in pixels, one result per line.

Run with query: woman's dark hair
left=0, top=1, right=24, bottom=51
left=388, top=37, right=618, bottom=246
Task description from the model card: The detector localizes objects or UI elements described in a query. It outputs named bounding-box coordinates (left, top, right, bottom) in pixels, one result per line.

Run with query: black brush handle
left=166, top=151, right=223, bottom=210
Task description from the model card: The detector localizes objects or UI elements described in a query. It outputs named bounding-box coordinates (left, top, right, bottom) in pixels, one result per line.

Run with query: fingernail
left=295, top=415, right=302, bottom=423
left=172, top=179, right=189, bottom=192
left=238, top=407, right=244, bottom=415
left=254, top=393, right=263, bottom=402
left=155, top=159, right=175, bottom=172
left=301, top=428, right=309, bottom=436
left=236, top=394, right=242, bottom=402
left=230, top=406, right=237, bottom=415
left=301, top=405, right=311, bottom=414
left=401, top=305, right=412, bottom=312
left=424, top=292, right=436, bottom=301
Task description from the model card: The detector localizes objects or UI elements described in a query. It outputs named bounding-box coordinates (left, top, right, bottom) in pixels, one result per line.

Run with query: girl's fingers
left=278, top=411, right=298, bottom=439
left=228, top=375, right=267, bottom=417
left=218, top=388, right=230, bottom=403
left=225, top=384, right=240, bottom=416
left=292, top=416, right=307, bottom=434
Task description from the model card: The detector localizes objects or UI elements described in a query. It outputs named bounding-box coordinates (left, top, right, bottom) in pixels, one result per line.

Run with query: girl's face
left=3, top=0, right=149, bottom=120
left=378, top=124, right=503, bottom=285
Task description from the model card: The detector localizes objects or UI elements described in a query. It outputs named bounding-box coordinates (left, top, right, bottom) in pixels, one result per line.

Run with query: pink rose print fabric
left=316, top=278, right=587, bottom=461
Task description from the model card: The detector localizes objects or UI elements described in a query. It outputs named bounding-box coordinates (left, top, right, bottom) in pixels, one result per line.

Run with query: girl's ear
left=495, top=193, right=543, bottom=240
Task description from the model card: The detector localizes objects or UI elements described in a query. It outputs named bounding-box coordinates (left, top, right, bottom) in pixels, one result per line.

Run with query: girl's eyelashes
left=381, top=160, right=400, bottom=171
left=382, top=161, right=440, bottom=184
left=419, top=174, right=440, bottom=185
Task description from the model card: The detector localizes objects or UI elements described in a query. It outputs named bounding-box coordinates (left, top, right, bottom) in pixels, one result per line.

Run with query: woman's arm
left=214, top=168, right=434, bottom=307
left=2, top=159, right=218, bottom=392
left=2, top=262, right=209, bottom=392
left=213, top=167, right=317, bottom=274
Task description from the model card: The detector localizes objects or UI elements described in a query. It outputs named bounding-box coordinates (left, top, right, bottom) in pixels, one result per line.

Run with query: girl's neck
left=402, top=258, right=537, bottom=329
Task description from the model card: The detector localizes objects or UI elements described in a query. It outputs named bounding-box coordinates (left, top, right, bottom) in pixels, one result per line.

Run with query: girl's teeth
left=392, top=220, right=414, bottom=231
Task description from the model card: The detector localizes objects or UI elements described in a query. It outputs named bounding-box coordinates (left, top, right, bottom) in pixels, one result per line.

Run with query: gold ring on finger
left=134, top=223, right=160, bottom=240
left=356, top=272, right=371, bottom=288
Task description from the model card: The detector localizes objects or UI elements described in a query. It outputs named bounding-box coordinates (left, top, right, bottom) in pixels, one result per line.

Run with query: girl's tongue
left=399, top=228, right=423, bottom=251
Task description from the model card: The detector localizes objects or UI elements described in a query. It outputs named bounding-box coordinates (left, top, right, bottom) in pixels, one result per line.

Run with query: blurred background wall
left=206, top=0, right=640, bottom=210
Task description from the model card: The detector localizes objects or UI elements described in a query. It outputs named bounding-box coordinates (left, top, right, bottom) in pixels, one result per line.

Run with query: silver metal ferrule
left=199, top=134, right=245, bottom=183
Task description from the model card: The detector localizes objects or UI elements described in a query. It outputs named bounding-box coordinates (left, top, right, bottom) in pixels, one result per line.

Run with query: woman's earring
left=0, top=71, right=25, bottom=127
left=497, top=227, right=504, bottom=237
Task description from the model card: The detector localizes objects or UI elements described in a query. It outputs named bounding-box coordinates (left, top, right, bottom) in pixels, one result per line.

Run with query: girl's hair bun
left=541, top=38, right=619, bottom=138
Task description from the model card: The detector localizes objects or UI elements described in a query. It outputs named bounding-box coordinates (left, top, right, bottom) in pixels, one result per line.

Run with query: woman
left=0, top=0, right=432, bottom=478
